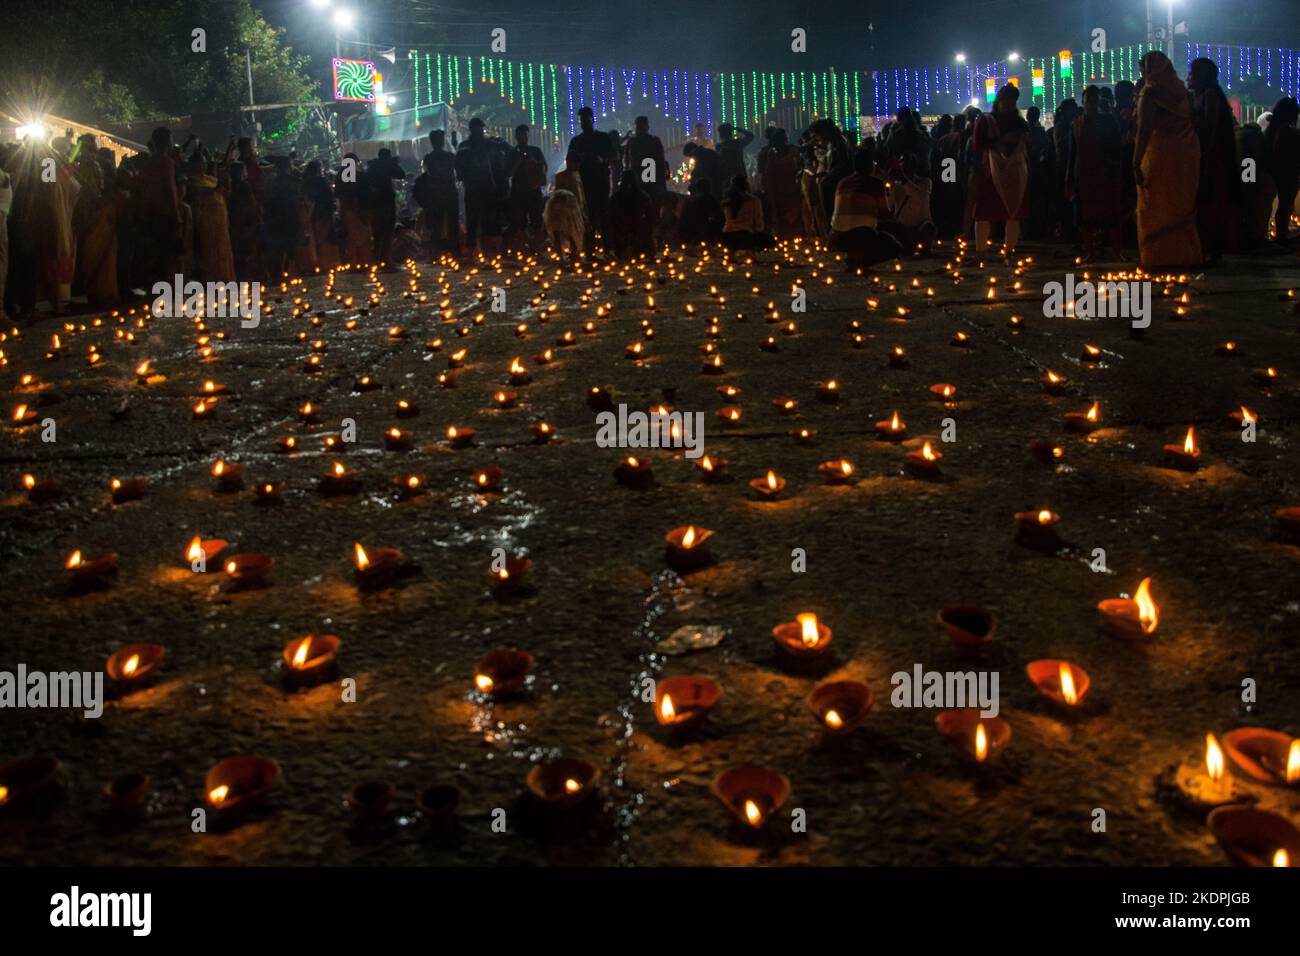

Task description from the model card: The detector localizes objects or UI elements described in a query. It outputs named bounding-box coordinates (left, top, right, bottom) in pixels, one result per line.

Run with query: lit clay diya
left=354, top=543, right=403, bottom=591
left=473, top=466, right=505, bottom=493
left=474, top=649, right=534, bottom=696
left=211, top=460, right=245, bottom=492
left=1168, top=733, right=1249, bottom=810
left=1014, top=509, right=1062, bottom=552
left=66, top=550, right=118, bottom=591
left=254, top=480, right=285, bottom=505
left=587, top=386, right=615, bottom=412
left=711, top=765, right=790, bottom=831
left=1025, top=659, right=1090, bottom=708
left=393, top=474, right=425, bottom=499
left=749, top=470, right=785, bottom=500
left=489, top=557, right=532, bottom=598
left=815, top=380, right=840, bottom=403
left=791, top=428, right=817, bottom=446
left=665, top=525, right=714, bottom=572
left=347, top=781, right=395, bottom=822
left=445, top=425, right=475, bottom=449
left=224, top=552, right=273, bottom=589
left=0, top=756, right=62, bottom=815
left=282, top=634, right=340, bottom=688
left=613, top=456, right=653, bottom=489
left=819, top=459, right=857, bottom=485
left=22, top=474, right=63, bottom=504
left=186, top=535, right=228, bottom=571
left=508, top=359, right=531, bottom=385
left=696, top=455, right=729, bottom=483
left=204, top=756, right=281, bottom=817
left=875, top=411, right=907, bottom=442
left=772, top=612, right=832, bottom=662
left=929, top=383, right=957, bottom=402
left=530, top=422, right=556, bottom=444
left=395, top=399, right=419, bottom=419
left=109, top=477, right=148, bottom=504
left=654, top=675, right=722, bottom=730
left=525, top=758, right=600, bottom=812
left=318, top=462, right=359, bottom=496
left=905, top=441, right=943, bottom=478
left=887, top=347, right=909, bottom=369
left=936, top=709, right=1011, bottom=763
left=1208, top=807, right=1300, bottom=867
left=1041, top=371, right=1068, bottom=396
left=101, top=771, right=151, bottom=815
left=106, top=643, right=164, bottom=686
left=1222, top=729, right=1300, bottom=786
left=807, top=680, right=873, bottom=735
left=1162, top=427, right=1200, bottom=472
left=1028, top=441, right=1064, bottom=465
left=1064, top=402, right=1101, bottom=433
left=383, top=428, right=414, bottom=452
left=1097, top=577, right=1158, bottom=639
left=937, top=606, right=996, bottom=648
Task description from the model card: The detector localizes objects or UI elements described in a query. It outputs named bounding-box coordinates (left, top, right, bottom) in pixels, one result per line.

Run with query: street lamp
left=955, top=53, right=967, bottom=64
left=331, top=8, right=355, bottom=57
left=1008, top=52, right=1020, bottom=63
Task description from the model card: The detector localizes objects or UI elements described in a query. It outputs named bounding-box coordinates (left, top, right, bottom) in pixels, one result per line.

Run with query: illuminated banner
left=333, top=58, right=377, bottom=102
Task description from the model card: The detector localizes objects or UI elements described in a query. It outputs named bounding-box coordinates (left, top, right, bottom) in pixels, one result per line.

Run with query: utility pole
left=246, top=50, right=258, bottom=143
left=1146, top=0, right=1154, bottom=45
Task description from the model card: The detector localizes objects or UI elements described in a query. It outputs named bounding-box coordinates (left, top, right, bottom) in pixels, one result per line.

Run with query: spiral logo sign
left=332, top=58, right=376, bottom=102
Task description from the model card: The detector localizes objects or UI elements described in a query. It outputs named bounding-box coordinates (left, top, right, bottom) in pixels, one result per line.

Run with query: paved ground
left=2, top=236, right=1299, bottom=865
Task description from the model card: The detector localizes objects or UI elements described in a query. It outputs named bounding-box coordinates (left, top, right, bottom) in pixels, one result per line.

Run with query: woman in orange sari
left=73, top=144, right=119, bottom=307
left=1133, top=51, right=1203, bottom=268
left=27, top=141, right=80, bottom=314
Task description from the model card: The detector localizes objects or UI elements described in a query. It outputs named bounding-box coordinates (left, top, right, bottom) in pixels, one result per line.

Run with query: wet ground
left=3, top=237, right=1300, bottom=866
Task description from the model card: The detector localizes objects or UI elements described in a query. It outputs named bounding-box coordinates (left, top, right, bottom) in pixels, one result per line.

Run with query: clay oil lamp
left=21, top=473, right=63, bottom=504
left=526, top=758, right=600, bottom=814
left=134, top=360, right=155, bottom=383
left=875, top=410, right=907, bottom=442
left=1162, top=426, right=1200, bottom=472
left=1007, top=314, right=1024, bottom=329
left=1251, top=367, right=1278, bottom=385
left=354, top=374, right=381, bottom=392
left=101, top=771, right=151, bottom=816
left=417, top=783, right=461, bottom=824
left=1208, top=807, right=1300, bottom=867
left=905, top=441, right=943, bottom=479
left=772, top=612, right=832, bottom=663
left=1222, top=729, right=1300, bottom=786
left=887, top=346, right=909, bottom=368
left=929, top=383, right=957, bottom=403
left=473, top=467, right=505, bottom=493
left=529, top=421, right=555, bottom=444
left=282, top=634, right=340, bottom=688
left=1042, top=370, right=1068, bottom=395
left=254, top=479, right=285, bottom=505
left=1215, top=340, right=1239, bottom=356
left=1276, top=507, right=1300, bottom=543
left=347, top=781, right=395, bottom=823
left=588, top=386, right=614, bottom=412
left=771, top=398, right=799, bottom=417
left=204, top=756, right=281, bottom=818
left=318, top=461, right=358, bottom=496
left=302, top=354, right=324, bottom=374
left=447, top=349, right=468, bottom=370
left=711, top=765, right=789, bottom=831
left=0, top=756, right=62, bottom=815
left=613, top=455, right=653, bottom=489
left=109, top=477, right=148, bottom=505
left=1064, top=401, right=1100, bottom=433
left=445, top=425, right=475, bottom=449
left=395, top=399, right=419, bottom=419
left=474, top=649, right=534, bottom=696
left=66, top=549, right=118, bottom=591
left=760, top=335, right=780, bottom=352
left=792, top=428, right=817, bottom=446
left=654, top=675, right=722, bottom=730
left=625, top=341, right=647, bottom=360
left=697, top=454, right=729, bottom=483
left=937, top=606, right=996, bottom=649
left=387, top=324, right=407, bottom=340
left=393, top=473, right=425, bottom=500
left=383, top=427, right=414, bottom=452
left=1174, top=733, right=1249, bottom=808
left=224, top=552, right=272, bottom=589
left=936, top=709, right=1010, bottom=764
left=819, top=459, right=857, bottom=485
left=1229, top=406, right=1257, bottom=429
left=1026, top=659, right=1090, bottom=709
left=665, top=525, right=714, bottom=573
left=1098, top=577, right=1158, bottom=639
left=354, top=543, right=402, bottom=591
left=702, top=354, right=726, bottom=375
left=489, top=556, right=532, bottom=598
left=191, top=396, right=219, bottom=420
left=950, top=330, right=973, bottom=348
left=426, top=337, right=444, bottom=353
left=534, top=347, right=555, bottom=366
left=186, top=535, right=228, bottom=571
left=749, top=469, right=785, bottom=500
left=492, top=390, right=519, bottom=410
left=1014, top=508, right=1062, bottom=552
left=1081, top=343, right=1103, bottom=363
left=716, top=384, right=742, bottom=400
left=1029, top=441, right=1064, bottom=465
left=211, top=459, right=245, bottom=492
left=276, top=435, right=299, bottom=453
left=815, top=379, right=840, bottom=403
left=106, top=643, right=164, bottom=687
left=716, top=405, right=744, bottom=429
left=807, top=680, right=872, bottom=735
left=10, top=404, right=38, bottom=428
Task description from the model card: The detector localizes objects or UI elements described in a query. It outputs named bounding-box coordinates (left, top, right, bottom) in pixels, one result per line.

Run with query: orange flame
left=744, top=799, right=763, bottom=826
left=123, top=654, right=140, bottom=677
left=797, top=613, right=820, bottom=648
left=660, top=694, right=675, bottom=720
left=354, top=543, right=369, bottom=570
left=1059, top=663, right=1077, bottom=705
left=1286, top=739, right=1299, bottom=784
left=682, top=526, right=697, bottom=549
left=975, top=723, right=989, bottom=762
left=824, top=709, right=843, bottom=729
left=1206, top=733, right=1225, bottom=781
left=1135, top=578, right=1158, bottom=633
left=1183, top=427, right=1197, bottom=455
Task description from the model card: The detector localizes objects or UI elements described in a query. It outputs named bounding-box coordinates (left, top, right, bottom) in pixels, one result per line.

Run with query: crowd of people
left=2, top=50, right=1297, bottom=319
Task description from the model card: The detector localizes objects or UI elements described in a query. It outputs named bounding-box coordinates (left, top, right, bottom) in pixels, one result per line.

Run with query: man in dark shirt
left=715, top=123, right=755, bottom=187
left=506, top=124, right=548, bottom=252
left=683, top=141, right=723, bottom=194
left=454, top=117, right=508, bottom=254
left=623, top=116, right=669, bottom=215
left=568, top=106, right=616, bottom=232
left=364, top=148, right=405, bottom=265
left=417, top=129, right=460, bottom=255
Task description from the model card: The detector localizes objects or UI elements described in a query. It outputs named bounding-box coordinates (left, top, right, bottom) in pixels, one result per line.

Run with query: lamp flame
left=1206, top=733, right=1225, bottom=781
left=354, top=543, right=369, bottom=570
left=660, top=694, right=675, bottom=720
left=744, top=799, right=762, bottom=826
left=1135, top=577, right=1158, bottom=633
left=975, top=723, right=989, bottom=762
left=797, top=613, right=820, bottom=647
left=1059, top=663, right=1077, bottom=705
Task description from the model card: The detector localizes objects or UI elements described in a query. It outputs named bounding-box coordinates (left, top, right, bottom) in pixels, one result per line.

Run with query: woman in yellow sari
left=26, top=141, right=80, bottom=314
left=187, top=152, right=236, bottom=281
left=1133, top=51, right=1203, bottom=268
left=72, top=145, right=119, bottom=308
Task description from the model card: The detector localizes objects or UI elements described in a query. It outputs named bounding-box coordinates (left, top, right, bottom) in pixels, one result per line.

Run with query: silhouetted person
left=568, top=106, right=616, bottom=233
